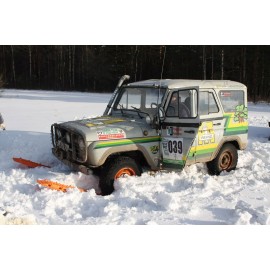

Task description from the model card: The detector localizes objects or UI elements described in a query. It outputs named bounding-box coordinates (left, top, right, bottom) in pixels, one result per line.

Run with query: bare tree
left=0, top=74, right=3, bottom=88
left=241, top=46, right=246, bottom=82
left=221, top=48, right=224, bottom=80
left=0, top=45, right=270, bottom=101
left=10, top=45, right=16, bottom=87
left=252, top=46, right=260, bottom=102
left=134, top=45, right=139, bottom=81
left=69, top=45, right=72, bottom=89
left=211, top=46, right=214, bottom=79
left=72, top=45, right=75, bottom=87
left=202, top=46, right=206, bottom=79
left=29, top=45, right=32, bottom=84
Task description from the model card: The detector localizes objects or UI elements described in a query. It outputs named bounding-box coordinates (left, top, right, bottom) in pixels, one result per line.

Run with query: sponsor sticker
left=220, top=91, right=231, bottom=97
left=150, top=145, right=159, bottom=154
left=97, top=128, right=126, bottom=140
left=84, top=117, right=125, bottom=127
left=166, top=126, right=182, bottom=136
left=198, top=122, right=215, bottom=145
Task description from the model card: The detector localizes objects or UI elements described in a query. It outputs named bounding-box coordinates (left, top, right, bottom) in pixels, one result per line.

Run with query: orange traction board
left=37, top=179, right=86, bottom=193
left=13, top=157, right=51, bottom=168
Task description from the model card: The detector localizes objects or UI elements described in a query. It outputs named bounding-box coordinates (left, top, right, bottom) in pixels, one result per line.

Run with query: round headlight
left=65, top=133, right=71, bottom=144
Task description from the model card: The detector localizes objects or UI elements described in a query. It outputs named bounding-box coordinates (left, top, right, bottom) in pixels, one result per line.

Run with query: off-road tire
left=99, top=156, right=142, bottom=196
left=207, top=143, right=238, bottom=175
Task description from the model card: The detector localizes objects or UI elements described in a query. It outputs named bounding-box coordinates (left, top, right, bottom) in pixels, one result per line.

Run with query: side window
left=219, top=90, right=244, bottom=112
left=209, top=93, right=219, bottom=113
left=199, top=91, right=219, bottom=115
left=166, top=92, right=179, bottom=117
left=166, top=89, right=197, bottom=118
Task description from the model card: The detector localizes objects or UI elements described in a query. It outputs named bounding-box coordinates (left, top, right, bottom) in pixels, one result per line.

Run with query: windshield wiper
left=131, top=106, right=144, bottom=119
left=117, top=104, right=125, bottom=115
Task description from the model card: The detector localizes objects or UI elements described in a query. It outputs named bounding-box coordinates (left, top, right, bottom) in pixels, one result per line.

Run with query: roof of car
left=127, top=79, right=246, bottom=90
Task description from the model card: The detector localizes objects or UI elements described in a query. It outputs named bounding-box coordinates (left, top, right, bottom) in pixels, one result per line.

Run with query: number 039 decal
left=162, top=137, right=183, bottom=160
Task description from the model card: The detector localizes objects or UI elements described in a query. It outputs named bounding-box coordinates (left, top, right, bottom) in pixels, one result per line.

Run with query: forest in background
left=0, top=45, right=270, bottom=102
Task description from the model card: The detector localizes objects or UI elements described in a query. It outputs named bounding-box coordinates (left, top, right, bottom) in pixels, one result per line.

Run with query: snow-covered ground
left=1, top=89, right=270, bottom=269
left=1, top=89, right=270, bottom=225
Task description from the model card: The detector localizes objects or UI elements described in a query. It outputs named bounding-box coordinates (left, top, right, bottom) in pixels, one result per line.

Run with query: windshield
left=110, top=87, right=166, bottom=117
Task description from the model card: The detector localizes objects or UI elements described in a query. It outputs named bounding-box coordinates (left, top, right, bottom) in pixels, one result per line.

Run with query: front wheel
left=206, top=143, right=238, bottom=175
left=99, top=156, right=142, bottom=195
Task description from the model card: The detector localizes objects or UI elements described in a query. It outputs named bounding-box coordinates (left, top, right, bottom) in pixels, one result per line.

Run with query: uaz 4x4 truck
left=51, top=75, right=248, bottom=195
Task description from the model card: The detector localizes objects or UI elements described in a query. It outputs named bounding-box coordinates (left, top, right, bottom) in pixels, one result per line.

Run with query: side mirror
left=158, top=107, right=165, bottom=122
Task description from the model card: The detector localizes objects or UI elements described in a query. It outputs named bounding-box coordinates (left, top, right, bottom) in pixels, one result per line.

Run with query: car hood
left=59, top=116, right=157, bottom=141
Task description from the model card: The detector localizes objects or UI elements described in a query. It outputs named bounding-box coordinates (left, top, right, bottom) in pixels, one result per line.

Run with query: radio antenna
left=156, top=45, right=167, bottom=133
left=160, top=45, right=166, bottom=80
left=157, top=46, right=167, bottom=104
left=157, top=46, right=166, bottom=101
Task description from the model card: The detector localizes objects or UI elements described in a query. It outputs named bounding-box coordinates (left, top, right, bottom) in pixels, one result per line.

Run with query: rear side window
left=219, top=90, right=244, bottom=112
left=199, top=92, right=219, bottom=115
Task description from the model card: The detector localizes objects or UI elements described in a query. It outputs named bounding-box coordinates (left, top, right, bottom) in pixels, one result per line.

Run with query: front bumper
left=52, top=148, right=93, bottom=175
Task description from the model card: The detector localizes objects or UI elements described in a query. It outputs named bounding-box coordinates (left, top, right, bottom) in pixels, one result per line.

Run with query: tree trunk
left=69, top=45, right=72, bottom=89
left=72, top=45, right=75, bottom=88
left=2, top=46, right=7, bottom=82
left=252, top=46, right=260, bottom=103
left=134, top=45, right=138, bottom=81
left=211, top=46, right=214, bottom=79
left=241, top=46, right=246, bottom=83
left=221, top=48, right=224, bottom=80
left=202, top=46, right=206, bottom=79
left=29, top=46, right=32, bottom=85
left=60, top=46, right=64, bottom=88
left=160, top=46, right=166, bottom=79
left=10, top=45, right=16, bottom=87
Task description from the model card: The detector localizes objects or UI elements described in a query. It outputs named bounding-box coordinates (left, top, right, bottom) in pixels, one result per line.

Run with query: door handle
left=213, top=123, right=221, bottom=126
left=184, top=130, right=195, bottom=134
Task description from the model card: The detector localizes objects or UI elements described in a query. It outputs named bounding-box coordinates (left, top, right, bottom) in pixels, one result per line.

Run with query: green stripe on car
left=94, top=136, right=160, bottom=149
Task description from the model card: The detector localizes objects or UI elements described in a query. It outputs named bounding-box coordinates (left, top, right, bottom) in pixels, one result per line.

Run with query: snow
left=1, top=89, right=270, bottom=225
left=1, top=89, right=270, bottom=267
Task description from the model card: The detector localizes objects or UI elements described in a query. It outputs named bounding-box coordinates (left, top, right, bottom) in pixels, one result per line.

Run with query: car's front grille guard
left=51, top=124, right=87, bottom=163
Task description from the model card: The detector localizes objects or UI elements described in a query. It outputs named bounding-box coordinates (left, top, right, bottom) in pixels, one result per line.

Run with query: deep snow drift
left=1, top=89, right=270, bottom=225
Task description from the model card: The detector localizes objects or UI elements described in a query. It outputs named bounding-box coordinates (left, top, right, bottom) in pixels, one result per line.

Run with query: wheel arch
left=99, top=155, right=143, bottom=195
left=207, top=141, right=238, bottom=175
left=96, top=143, right=158, bottom=170
left=104, top=150, right=149, bottom=169
left=212, top=138, right=241, bottom=160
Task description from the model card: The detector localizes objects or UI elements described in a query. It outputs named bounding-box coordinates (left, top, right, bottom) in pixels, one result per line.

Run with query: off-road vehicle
left=51, top=75, right=248, bottom=195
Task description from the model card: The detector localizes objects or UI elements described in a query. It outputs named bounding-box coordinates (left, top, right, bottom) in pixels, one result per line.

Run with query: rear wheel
left=99, top=156, right=142, bottom=195
left=207, top=143, right=238, bottom=175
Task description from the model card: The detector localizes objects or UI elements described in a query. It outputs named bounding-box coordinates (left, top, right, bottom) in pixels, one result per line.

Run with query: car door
left=195, top=89, right=224, bottom=163
left=161, top=87, right=200, bottom=169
